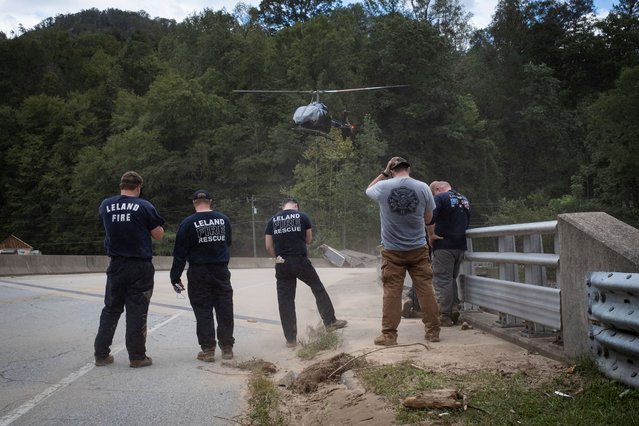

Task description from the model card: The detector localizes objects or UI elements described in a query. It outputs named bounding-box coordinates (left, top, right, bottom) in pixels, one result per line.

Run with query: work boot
left=452, top=310, right=461, bottom=324
left=286, top=340, right=297, bottom=348
left=326, top=319, right=348, bottom=332
left=221, top=346, right=234, bottom=360
left=129, top=356, right=152, bottom=368
left=95, top=355, right=114, bottom=366
left=440, top=315, right=455, bottom=327
left=402, top=300, right=413, bottom=318
left=374, top=333, right=397, bottom=346
left=197, top=348, right=215, bottom=362
left=425, top=333, right=440, bottom=343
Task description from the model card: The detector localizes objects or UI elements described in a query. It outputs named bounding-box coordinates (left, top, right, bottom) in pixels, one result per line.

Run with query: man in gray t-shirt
left=366, top=156, right=441, bottom=345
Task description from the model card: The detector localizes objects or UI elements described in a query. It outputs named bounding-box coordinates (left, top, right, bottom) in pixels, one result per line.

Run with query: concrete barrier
left=559, top=212, right=639, bottom=358
left=0, top=255, right=333, bottom=276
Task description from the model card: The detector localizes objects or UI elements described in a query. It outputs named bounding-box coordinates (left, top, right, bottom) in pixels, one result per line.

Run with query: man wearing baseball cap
left=170, top=189, right=235, bottom=362
left=366, top=157, right=441, bottom=345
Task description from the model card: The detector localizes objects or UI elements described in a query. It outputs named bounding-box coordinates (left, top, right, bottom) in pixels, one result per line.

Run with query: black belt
left=110, top=256, right=152, bottom=262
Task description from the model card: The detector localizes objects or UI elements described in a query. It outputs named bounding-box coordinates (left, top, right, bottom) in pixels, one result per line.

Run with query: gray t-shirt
left=366, top=176, right=435, bottom=250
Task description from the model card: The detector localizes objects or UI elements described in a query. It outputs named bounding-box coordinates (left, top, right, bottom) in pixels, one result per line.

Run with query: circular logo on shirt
left=387, top=186, right=419, bottom=215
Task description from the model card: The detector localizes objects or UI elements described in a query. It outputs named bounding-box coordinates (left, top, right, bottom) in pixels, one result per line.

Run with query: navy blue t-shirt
left=431, top=190, right=470, bottom=251
left=99, top=195, right=165, bottom=258
left=170, top=210, right=232, bottom=283
left=264, top=209, right=311, bottom=256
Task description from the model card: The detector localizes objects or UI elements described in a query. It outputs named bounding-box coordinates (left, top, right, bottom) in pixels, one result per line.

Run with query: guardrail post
left=496, top=235, right=524, bottom=328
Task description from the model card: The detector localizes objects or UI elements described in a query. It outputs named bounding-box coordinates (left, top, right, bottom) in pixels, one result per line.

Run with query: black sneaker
left=286, top=340, right=297, bottom=348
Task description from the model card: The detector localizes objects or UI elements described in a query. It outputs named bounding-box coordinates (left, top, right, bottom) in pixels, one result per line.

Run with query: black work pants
left=275, top=256, right=337, bottom=342
left=94, top=258, right=154, bottom=361
left=187, top=263, right=235, bottom=350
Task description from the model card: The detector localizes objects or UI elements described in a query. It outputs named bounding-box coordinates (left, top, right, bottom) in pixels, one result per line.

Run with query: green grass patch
left=357, top=358, right=639, bottom=425
left=233, top=358, right=285, bottom=425
left=246, top=373, right=286, bottom=426
left=296, top=323, right=341, bottom=360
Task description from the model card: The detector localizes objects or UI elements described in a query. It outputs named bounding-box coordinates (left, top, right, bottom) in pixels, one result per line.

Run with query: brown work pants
left=380, top=246, right=440, bottom=337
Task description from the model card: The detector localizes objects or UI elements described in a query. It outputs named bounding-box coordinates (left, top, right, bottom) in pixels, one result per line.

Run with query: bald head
left=430, top=180, right=452, bottom=195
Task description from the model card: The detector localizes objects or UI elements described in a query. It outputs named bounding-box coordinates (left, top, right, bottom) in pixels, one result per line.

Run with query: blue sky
left=0, top=0, right=620, bottom=37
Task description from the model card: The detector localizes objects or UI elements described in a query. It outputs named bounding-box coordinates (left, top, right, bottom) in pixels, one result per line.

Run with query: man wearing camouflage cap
left=366, top=157, right=441, bottom=346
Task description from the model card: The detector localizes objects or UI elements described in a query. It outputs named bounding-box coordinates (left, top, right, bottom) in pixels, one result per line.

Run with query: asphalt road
left=0, top=267, right=377, bottom=426
left=1, top=267, right=560, bottom=425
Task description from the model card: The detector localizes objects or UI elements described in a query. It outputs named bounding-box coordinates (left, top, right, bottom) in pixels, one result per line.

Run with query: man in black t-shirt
left=427, top=181, right=471, bottom=326
left=170, top=189, right=234, bottom=362
left=95, top=171, right=165, bottom=368
left=264, top=198, right=347, bottom=347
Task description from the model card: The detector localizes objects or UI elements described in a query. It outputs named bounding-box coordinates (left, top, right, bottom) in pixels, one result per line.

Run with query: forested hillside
left=1, top=0, right=637, bottom=256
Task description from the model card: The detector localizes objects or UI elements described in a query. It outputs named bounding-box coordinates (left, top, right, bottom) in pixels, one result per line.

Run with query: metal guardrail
left=462, top=275, right=561, bottom=329
left=460, top=220, right=561, bottom=336
left=587, top=272, right=639, bottom=389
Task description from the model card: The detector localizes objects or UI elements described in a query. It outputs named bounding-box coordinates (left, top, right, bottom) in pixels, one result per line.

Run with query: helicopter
left=233, top=85, right=408, bottom=140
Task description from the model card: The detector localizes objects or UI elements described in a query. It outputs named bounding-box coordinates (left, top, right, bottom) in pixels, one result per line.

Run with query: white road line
left=0, top=313, right=183, bottom=426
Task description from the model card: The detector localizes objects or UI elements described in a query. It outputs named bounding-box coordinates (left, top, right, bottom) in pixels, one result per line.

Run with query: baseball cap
left=192, top=189, right=212, bottom=200
left=390, top=157, right=410, bottom=170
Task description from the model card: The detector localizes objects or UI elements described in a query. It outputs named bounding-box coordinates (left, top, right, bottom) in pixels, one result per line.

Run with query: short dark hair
left=120, top=171, right=143, bottom=190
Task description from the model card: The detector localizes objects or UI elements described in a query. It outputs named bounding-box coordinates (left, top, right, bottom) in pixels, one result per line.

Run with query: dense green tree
left=290, top=116, right=387, bottom=252
left=580, top=66, right=639, bottom=223
left=1, top=4, right=637, bottom=255
left=596, top=0, right=639, bottom=87
left=258, top=0, right=343, bottom=30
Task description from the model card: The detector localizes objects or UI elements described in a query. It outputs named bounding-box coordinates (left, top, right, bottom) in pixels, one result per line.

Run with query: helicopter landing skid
left=293, top=126, right=334, bottom=140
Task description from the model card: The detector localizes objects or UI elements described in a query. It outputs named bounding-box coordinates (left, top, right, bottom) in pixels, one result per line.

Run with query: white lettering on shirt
left=193, top=218, right=226, bottom=244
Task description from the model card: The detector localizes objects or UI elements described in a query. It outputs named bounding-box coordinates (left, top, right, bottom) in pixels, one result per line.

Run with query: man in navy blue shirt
left=95, top=171, right=165, bottom=368
left=170, top=190, right=234, bottom=362
left=427, top=181, right=470, bottom=326
left=264, top=198, right=347, bottom=348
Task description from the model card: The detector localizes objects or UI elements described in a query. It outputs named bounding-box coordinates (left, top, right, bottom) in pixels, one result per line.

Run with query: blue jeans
left=94, top=258, right=154, bottom=361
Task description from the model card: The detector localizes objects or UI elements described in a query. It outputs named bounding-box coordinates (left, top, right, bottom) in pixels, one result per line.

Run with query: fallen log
left=402, top=389, right=462, bottom=409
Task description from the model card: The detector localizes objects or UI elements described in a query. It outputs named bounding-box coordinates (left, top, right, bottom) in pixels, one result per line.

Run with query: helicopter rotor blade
left=234, top=85, right=409, bottom=95
left=233, top=89, right=315, bottom=94
left=320, top=85, right=410, bottom=94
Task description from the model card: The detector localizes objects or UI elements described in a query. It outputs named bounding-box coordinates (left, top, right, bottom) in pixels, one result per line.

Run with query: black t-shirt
left=99, top=195, right=165, bottom=258
left=431, top=190, right=470, bottom=251
left=264, top=209, right=311, bottom=256
left=170, top=210, right=232, bottom=283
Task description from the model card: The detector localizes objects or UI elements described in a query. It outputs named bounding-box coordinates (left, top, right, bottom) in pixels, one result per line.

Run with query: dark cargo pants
left=187, top=263, right=235, bottom=350
left=275, top=256, right=337, bottom=342
left=94, top=258, right=154, bottom=361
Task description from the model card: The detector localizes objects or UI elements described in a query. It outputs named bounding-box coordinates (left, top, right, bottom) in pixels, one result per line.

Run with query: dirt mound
left=292, top=352, right=365, bottom=393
